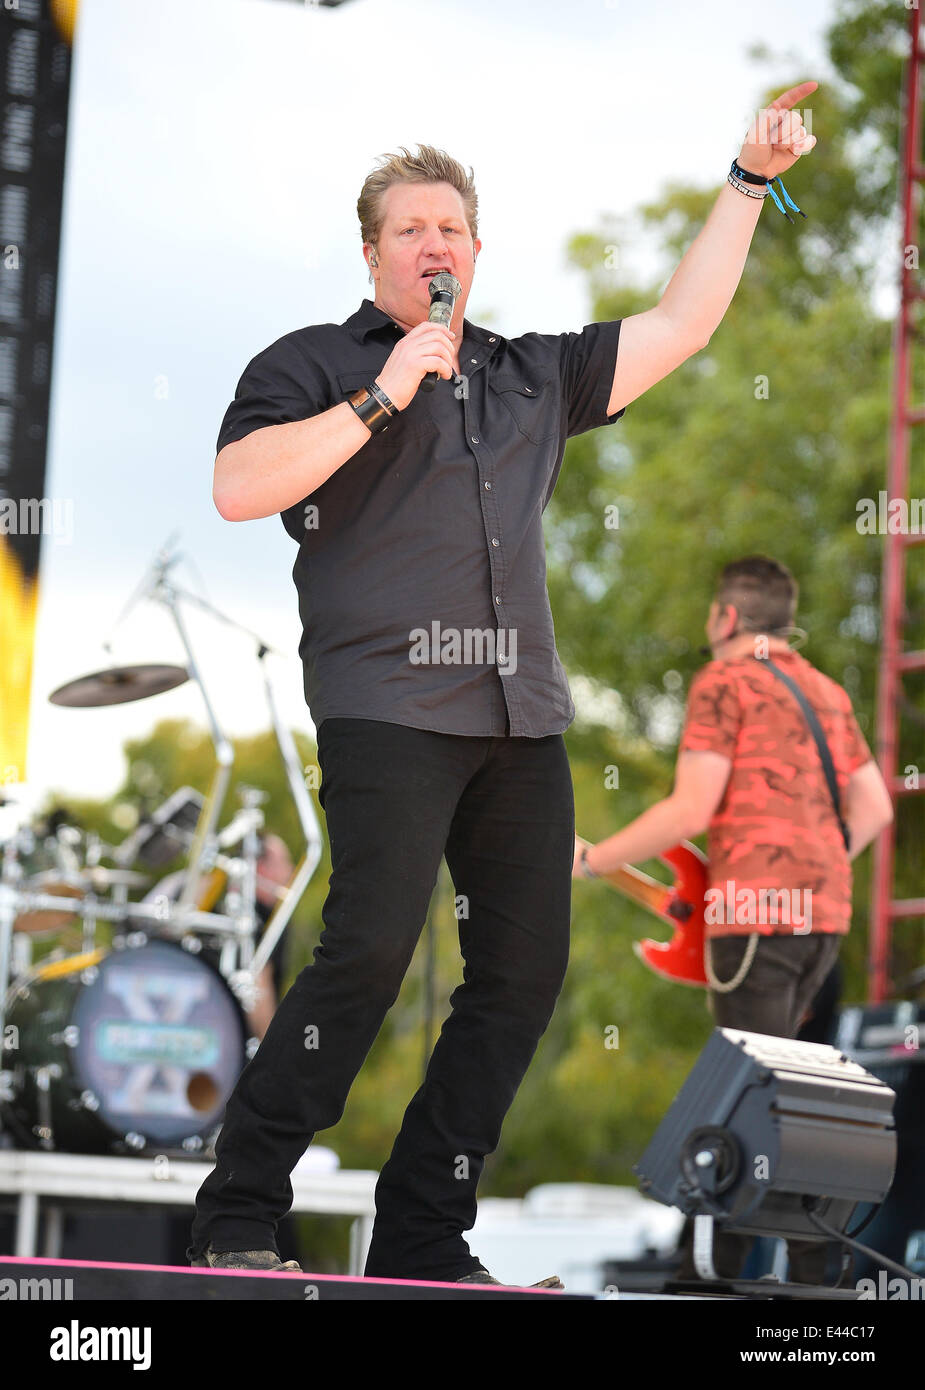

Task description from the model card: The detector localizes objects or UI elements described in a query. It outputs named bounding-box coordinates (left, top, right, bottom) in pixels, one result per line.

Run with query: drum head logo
left=72, top=941, right=245, bottom=1144
left=98, top=968, right=217, bottom=1112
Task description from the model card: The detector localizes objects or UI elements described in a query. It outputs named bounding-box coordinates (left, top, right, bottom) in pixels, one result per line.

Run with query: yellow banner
left=0, top=535, right=38, bottom=786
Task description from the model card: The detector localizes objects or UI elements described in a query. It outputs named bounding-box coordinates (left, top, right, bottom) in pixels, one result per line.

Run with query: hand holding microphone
left=374, top=274, right=461, bottom=412
left=419, top=271, right=461, bottom=393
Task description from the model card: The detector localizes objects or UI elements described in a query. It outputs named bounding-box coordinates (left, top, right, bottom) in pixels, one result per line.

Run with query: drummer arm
left=245, top=964, right=278, bottom=1041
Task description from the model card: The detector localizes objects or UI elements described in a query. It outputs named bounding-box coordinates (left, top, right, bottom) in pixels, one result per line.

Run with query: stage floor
left=0, top=1254, right=598, bottom=1301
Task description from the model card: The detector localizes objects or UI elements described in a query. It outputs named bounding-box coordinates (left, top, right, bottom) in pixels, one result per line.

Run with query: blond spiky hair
left=357, top=143, right=479, bottom=281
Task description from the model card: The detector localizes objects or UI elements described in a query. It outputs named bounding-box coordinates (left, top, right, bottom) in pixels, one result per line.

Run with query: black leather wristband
left=367, top=381, right=397, bottom=416
left=348, top=386, right=392, bottom=434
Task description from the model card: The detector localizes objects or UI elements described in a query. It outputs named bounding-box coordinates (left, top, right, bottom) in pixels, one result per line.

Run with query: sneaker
left=191, top=1244, right=302, bottom=1272
left=456, top=1266, right=564, bottom=1290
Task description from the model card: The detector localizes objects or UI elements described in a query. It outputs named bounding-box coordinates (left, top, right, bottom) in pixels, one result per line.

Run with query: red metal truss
left=869, top=4, right=925, bottom=1001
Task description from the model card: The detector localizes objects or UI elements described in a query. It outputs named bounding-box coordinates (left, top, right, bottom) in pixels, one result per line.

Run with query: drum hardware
left=35, top=1064, right=62, bottom=1150
left=140, top=843, right=265, bottom=1010
left=0, top=878, right=239, bottom=1055
left=0, top=537, right=327, bottom=1155
left=111, top=786, right=205, bottom=871
left=7, top=823, right=86, bottom=937
left=158, top=541, right=323, bottom=964
left=84, top=868, right=151, bottom=892
left=2, top=937, right=248, bottom=1155
left=0, top=819, right=151, bottom=947
left=43, top=536, right=303, bottom=961
left=117, top=930, right=148, bottom=951
left=0, top=863, right=22, bottom=1057
left=10, top=930, right=31, bottom=981
left=2, top=948, right=100, bottom=1020
left=41, top=538, right=323, bottom=980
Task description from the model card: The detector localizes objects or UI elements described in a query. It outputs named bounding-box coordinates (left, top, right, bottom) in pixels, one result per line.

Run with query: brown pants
left=678, top=931, right=844, bottom=1285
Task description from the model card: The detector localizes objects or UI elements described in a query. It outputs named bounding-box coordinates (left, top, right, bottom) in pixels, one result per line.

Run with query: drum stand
left=1, top=537, right=325, bottom=1066
left=0, top=839, right=20, bottom=1077
left=102, top=540, right=324, bottom=1009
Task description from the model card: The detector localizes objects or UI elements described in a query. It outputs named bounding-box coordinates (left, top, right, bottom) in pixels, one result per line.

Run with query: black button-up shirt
left=216, top=298, right=626, bottom=737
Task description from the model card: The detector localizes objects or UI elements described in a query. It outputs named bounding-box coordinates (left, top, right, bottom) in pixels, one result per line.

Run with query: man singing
left=190, top=88, right=818, bottom=1284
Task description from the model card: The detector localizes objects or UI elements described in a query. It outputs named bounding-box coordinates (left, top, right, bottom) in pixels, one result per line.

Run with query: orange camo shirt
left=679, top=650, right=872, bottom=938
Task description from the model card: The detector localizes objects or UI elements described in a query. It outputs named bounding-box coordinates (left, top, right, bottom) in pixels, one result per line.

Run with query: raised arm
left=607, top=81, right=818, bottom=416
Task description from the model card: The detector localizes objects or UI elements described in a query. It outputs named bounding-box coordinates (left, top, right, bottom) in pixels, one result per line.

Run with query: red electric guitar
left=576, top=837, right=709, bottom=987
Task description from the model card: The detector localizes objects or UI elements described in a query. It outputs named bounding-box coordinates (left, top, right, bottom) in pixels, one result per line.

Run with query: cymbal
left=49, top=664, right=189, bottom=708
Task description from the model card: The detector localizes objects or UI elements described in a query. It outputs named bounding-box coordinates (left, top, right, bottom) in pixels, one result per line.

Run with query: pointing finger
left=768, top=80, right=818, bottom=111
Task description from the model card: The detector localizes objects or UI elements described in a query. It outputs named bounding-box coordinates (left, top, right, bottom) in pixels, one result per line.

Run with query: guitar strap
left=707, top=655, right=851, bottom=995
left=756, top=656, right=852, bottom=853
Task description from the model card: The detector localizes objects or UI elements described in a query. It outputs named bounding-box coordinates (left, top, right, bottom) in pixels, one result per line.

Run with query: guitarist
left=573, top=555, right=894, bottom=1282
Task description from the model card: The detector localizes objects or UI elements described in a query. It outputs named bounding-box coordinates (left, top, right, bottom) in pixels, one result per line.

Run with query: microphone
left=419, top=270, right=461, bottom=392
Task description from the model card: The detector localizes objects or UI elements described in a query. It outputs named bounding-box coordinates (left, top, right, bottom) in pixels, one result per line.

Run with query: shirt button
left=498, top=653, right=508, bottom=664
left=491, top=538, right=499, bottom=547
left=524, top=386, right=533, bottom=393
left=470, top=358, right=478, bottom=365
left=484, top=481, right=492, bottom=490
left=471, top=436, right=479, bottom=444
left=495, top=596, right=501, bottom=603
left=488, top=336, right=496, bottom=343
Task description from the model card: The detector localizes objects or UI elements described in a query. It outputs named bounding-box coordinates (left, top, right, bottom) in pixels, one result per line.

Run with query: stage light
left=634, top=1028, right=897, bottom=1268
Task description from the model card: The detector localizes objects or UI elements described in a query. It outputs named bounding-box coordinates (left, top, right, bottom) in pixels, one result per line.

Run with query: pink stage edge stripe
left=0, top=1254, right=562, bottom=1292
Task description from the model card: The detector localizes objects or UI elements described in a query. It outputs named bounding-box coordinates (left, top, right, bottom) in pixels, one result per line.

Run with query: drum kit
left=0, top=538, right=323, bottom=1158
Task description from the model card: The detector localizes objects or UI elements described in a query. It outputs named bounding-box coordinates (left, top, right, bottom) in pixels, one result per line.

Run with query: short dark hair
left=716, top=556, right=798, bottom=634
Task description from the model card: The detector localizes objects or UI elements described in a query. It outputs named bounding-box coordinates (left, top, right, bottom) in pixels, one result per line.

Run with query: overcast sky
left=23, top=0, right=841, bottom=809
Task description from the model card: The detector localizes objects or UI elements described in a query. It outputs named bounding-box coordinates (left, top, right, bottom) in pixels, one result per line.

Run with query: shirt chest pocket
left=296, top=370, right=438, bottom=556
left=335, top=370, right=438, bottom=447
left=488, top=372, right=557, bottom=444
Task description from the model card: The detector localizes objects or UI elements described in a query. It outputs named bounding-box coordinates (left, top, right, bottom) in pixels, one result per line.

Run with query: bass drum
left=2, top=937, right=247, bottom=1155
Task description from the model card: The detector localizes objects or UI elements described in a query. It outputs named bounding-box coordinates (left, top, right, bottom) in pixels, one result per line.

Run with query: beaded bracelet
left=728, top=171, right=769, bottom=200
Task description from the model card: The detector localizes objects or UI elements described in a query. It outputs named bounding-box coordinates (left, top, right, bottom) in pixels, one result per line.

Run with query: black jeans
left=678, top=930, right=844, bottom=1285
left=188, top=717, right=574, bottom=1281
